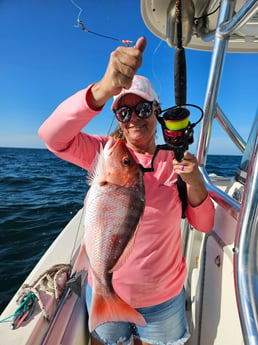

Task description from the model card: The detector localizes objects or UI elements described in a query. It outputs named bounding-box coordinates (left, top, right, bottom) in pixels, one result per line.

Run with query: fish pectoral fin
left=89, top=291, right=146, bottom=332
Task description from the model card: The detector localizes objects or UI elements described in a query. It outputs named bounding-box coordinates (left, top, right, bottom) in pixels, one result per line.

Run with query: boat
left=1, top=1, right=257, bottom=344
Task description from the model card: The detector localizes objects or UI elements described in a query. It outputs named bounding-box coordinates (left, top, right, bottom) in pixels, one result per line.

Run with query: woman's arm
left=38, top=86, right=103, bottom=152
left=38, top=86, right=106, bottom=169
left=173, top=152, right=215, bottom=232
left=38, top=37, right=146, bottom=169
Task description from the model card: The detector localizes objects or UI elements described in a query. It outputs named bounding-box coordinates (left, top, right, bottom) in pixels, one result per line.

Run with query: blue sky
left=0, top=0, right=257, bottom=155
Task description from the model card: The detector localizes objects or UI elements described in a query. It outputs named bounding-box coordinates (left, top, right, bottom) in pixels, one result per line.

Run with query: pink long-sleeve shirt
left=38, top=86, right=215, bottom=308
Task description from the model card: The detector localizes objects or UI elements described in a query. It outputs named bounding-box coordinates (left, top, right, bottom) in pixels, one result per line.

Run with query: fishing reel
left=156, top=104, right=203, bottom=162
left=140, top=0, right=204, bottom=169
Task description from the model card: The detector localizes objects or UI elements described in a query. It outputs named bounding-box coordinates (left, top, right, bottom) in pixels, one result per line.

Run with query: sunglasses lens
left=114, top=102, right=153, bottom=122
left=136, top=102, right=153, bottom=118
left=115, top=107, right=131, bottom=123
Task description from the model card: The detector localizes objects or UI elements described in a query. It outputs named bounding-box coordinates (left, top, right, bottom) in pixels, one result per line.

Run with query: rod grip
left=174, top=47, right=187, bottom=105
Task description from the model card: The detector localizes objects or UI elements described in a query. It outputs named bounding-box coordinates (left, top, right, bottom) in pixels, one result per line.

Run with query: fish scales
left=82, top=138, right=146, bottom=331
left=85, top=182, right=144, bottom=281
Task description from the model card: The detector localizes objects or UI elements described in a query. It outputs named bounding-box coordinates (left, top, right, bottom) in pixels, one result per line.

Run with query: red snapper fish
left=84, top=138, right=146, bottom=332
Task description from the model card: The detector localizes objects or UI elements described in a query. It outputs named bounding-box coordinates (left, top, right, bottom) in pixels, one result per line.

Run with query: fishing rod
left=143, top=0, right=203, bottom=171
left=140, top=0, right=204, bottom=218
left=155, top=0, right=203, bottom=162
left=70, top=0, right=202, bottom=165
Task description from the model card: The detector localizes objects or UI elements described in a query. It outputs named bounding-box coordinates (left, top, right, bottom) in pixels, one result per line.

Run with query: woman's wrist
left=187, top=181, right=208, bottom=207
left=87, top=82, right=112, bottom=110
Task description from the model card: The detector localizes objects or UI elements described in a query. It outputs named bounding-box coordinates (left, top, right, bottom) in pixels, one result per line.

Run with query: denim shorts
left=85, top=283, right=190, bottom=345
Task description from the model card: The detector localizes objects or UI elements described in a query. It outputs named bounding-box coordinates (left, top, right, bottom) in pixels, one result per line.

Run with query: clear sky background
left=0, top=0, right=257, bottom=155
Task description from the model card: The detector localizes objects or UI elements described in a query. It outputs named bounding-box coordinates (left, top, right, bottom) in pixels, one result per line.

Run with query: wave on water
left=0, top=147, right=88, bottom=312
left=0, top=148, right=242, bottom=313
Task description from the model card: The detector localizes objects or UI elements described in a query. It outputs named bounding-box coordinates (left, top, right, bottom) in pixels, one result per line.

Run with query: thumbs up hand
left=90, top=37, right=147, bottom=109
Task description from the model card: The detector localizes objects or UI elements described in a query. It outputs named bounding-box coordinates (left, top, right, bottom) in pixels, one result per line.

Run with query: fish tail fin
left=89, top=290, right=146, bottom=332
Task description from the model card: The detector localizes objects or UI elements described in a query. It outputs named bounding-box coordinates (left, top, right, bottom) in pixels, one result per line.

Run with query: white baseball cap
left=111, top=75, right=159, bottom=110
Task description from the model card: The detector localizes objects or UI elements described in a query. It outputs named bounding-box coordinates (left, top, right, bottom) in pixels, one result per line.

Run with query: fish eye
left=122, top=157, right=131, bottom=166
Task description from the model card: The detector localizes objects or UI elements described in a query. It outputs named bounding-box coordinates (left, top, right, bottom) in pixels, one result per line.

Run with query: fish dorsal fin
left=87, top=144, right=107, bottom=186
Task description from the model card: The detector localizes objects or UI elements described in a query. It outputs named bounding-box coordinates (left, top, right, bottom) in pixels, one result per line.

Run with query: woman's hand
left=173, top=151, right=208, bottom=207
left=89, top=37, right=147, bottom=109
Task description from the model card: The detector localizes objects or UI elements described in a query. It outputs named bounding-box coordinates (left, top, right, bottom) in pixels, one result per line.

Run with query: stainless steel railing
left=195, top=0, right=258, bottom=344
left=215, top=104, right=246, bottom=153
left=199, top=0, right=258, bottom=44
left=218, top=0, right=258, bottom=38
left=196, top=0, right=236, bottom=166
left=234, top=117, right=258, bottom=345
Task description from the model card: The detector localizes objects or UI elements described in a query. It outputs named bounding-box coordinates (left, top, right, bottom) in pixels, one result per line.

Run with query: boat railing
left=233, top=117, right=258, bottom=345
left=218, top=0, right=258, bottom=39
left=199, top=167, right=241, bottom=218
left=199, top=0, right=258, bottom=44
left=191, top=0, right=258, bottom=343
left=196, top=0, right=257, bottom=166
left=215, top=104, right=246, bottom=153
left=199, top=102, right=246, bottom=220
left=196, top=0, right=243, bottom=217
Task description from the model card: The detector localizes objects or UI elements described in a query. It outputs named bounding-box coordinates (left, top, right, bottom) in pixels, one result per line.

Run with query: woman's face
left=117, top=94, right=157, bottom=153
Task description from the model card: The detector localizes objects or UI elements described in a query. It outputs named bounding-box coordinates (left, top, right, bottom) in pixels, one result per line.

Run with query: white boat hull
left=0, top=209, right=90, bottom=345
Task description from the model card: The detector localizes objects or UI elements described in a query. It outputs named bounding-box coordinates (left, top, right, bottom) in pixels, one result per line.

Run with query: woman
left=38, top=37, right=214, bottom=345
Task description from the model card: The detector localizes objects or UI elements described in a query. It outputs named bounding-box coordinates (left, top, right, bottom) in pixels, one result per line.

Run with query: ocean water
left=0, top=147, right=242, bottom=314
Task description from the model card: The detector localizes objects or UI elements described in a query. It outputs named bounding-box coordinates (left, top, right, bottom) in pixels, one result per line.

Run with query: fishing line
left=69, top=0, right=133, bottom=136
left=107, top=114, right=116, bottom=136
left=69, top=206, right=85, bottom=266
left=70, top=0, right=134, bottom=46
left=68, top=1, right=136, bottom=265
left=151, top=39, right=164, bottom=100
left=70, top=0, right=83, bottom=26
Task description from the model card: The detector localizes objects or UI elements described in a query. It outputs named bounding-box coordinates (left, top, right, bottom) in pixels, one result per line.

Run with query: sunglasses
left=114, top=101, right=154, bottom=123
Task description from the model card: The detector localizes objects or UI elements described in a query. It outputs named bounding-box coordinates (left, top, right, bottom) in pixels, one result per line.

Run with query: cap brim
left=111, top=90, right=156, bottom=110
